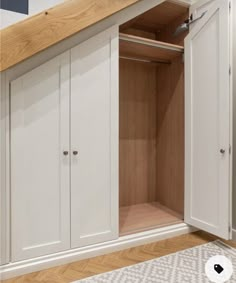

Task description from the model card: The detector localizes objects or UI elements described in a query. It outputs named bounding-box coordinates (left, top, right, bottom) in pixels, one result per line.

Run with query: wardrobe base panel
left=119, top=202, right=183, bottom=236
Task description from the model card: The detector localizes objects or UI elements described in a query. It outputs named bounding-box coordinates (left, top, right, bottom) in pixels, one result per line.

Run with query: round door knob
left=73, top=150, right=78, bottom=156
left=220, top=149, right=226, bottom=154
left=63, top=151, right=69, bottom=156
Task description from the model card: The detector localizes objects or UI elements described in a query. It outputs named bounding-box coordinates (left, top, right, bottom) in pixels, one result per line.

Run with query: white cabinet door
left=71, top=26, right=119, bottom=248
left=190, top=0, right=217, bottom=21
left=185, top=0, right=232, bottom=239
left=11, top=52, right=70, bottom=261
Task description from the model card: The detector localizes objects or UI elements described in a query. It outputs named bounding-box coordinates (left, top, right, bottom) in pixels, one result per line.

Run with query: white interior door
left=11, top=52, right=70, bottom=261
left=185, top=0, right=232, bottom=239
left=71, top=26, right=119, bottom=248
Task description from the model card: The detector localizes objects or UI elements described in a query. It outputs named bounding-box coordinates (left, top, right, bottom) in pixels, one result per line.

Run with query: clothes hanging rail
left=119, top=55, right=171, bottom=65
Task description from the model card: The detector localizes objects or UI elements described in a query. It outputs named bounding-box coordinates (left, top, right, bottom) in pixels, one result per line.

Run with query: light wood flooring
left=2, top=231, right=236, bottom=283
left=119, top=202, right=183, bottom=235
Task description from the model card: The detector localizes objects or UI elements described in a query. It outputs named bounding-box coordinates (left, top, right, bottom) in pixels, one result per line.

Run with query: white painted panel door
left=185, top=0, right=232, bottom=239
left=190, top=0, right=217, bottom=21
left=71, top=26, right=119, bottom=248
left=11, top=52, right=70, bottom=261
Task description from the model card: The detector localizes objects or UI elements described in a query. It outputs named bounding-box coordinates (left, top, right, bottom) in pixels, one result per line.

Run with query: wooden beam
left=0, top=0, right=141, bottom=72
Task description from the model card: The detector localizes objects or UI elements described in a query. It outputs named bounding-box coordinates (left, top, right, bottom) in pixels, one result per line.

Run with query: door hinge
left=229, top=145, right=232, bottom=155
left=229, top=1, right=231, bottom=11
left=229, top=66, right=231, bottom=75
left=229, top=225, right=231, bottom=233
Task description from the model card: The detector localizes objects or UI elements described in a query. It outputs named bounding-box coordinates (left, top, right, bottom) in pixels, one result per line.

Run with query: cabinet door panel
left=190, top=0, right=217, bottom=21
left=71, top=26, right=119, bottom=248
left=185, top=0, right=232, bottom=239
left=11, top=52, right=70, bottom=261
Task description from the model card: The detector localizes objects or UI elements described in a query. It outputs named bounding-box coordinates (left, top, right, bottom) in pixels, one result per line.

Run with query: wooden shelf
left=120, top=33, right=184, bottom=62
left=119, top=202, right=183, bottom=236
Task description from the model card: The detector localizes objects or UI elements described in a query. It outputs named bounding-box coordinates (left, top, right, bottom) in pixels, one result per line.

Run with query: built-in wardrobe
left=119, top=1, right=187, bottom=235
left=0, top=0, right=233, bottom=279
left=119, top=0, right=232, bottom=239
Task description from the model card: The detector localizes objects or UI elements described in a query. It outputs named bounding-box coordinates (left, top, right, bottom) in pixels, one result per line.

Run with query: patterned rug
left=74, top=241, right=236, bottom=283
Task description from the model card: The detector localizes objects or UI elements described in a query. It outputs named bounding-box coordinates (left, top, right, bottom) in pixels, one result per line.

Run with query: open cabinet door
left=185, top=0, right=232, bottom=239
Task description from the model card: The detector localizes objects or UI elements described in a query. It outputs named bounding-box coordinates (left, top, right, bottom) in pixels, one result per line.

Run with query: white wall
left=233, top=0, right=236, bottom=230
left=0, top=0, right=65, bottom=29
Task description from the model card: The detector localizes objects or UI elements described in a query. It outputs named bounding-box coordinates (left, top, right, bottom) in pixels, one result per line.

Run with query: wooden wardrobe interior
left=119, top=0, right=189, bottom=236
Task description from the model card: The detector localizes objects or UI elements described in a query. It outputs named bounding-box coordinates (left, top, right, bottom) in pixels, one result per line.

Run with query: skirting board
left=0, top=223, right=196, bottom=280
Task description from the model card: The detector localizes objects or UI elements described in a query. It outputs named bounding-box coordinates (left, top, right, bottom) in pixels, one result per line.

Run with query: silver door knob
left=73, top=150, right=78, bottom=156
left=63, top=151, right=69, bottom=156
left=220, top=149, right=225, bottom=154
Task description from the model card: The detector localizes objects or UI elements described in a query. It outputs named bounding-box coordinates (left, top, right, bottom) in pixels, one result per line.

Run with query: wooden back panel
left=156, top=56, right=184, bottom=215
left=119, top=58, right=157, bottom=207
left=119, top=56, right=184, bottom=216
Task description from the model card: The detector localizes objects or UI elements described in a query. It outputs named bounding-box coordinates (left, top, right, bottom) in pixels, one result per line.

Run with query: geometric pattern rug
left=74, top=241, right=236, bottom=283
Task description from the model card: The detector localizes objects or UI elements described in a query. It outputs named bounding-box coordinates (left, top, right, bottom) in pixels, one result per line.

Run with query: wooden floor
left=3, top=231, right=236, bottom=283
left=119, top=202, right=183, bottom=235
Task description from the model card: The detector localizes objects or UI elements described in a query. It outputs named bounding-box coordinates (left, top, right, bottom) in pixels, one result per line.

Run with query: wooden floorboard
left=2, top=231, right=236, bottom=283
left=119, top=202, right=183, bottom=236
